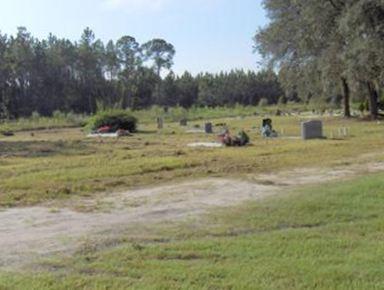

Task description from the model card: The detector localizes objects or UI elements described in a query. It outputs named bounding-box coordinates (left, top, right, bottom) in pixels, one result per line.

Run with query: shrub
left=52, top=110, right=66, bottom=119
left=87, top=110, right=138, bottom=132
left=170, top=106, right=188, bottom=122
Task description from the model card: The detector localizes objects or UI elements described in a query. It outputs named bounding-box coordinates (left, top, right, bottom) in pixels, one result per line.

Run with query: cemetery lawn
left=1, top=171, right=384, bottom=289
left=1, top=115, right=384, bottom=207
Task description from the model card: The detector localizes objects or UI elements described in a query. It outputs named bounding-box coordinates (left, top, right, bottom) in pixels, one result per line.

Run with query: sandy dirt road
left=1, top=159, right=384, bottom=270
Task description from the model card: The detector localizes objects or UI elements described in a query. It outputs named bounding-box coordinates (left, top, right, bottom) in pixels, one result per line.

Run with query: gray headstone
left=301, top=120, right=323, bottom=140
left=205, top=122, right=213, bottom=134
left=157, top=117, right=164, bottom=129
left=180, top=119, right=188, bottom=126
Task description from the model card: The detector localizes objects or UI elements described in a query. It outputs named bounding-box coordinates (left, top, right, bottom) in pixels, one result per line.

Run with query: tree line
left=0, top=27, right=282, bottom=119
left=255, top=0, right=384, bottom=119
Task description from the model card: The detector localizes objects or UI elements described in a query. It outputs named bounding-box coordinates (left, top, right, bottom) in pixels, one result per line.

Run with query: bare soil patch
left=1, top=158, right=384, bottom=270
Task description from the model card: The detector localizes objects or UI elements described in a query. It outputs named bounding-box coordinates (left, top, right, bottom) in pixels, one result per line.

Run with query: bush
left=52, top=110, right=66, bottom=119
left=87, top=110, right=138, bottom=132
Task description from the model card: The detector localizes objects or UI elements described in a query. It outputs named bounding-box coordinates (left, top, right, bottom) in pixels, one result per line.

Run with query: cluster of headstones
left=301, top=120, right=323, bottom=140
left=157, top=117, right=329, bottom=140
left=301, top=120, right=351, bottom=140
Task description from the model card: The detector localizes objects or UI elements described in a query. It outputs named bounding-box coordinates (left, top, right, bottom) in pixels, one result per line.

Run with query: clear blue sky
left=0, top=0, right=268, bottom=75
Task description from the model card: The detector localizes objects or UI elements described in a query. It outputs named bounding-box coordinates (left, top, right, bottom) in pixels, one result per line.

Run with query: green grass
left=0, top=113, right=86, bottom=133
left=2, top=172, right=384, bottom=289
left=127, top=104, right=348, bottom=124
left=1, top=115, right=384, bottom=206
left=1, top=109, right=384, bottom=289
left=130, top=105, right=262, bottom=123
left=0, top=104, right=330, bottom=133
left=0, top=105, right=264, bottom=133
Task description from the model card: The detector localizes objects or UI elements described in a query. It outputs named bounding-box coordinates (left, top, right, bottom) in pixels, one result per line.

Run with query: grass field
left=1, top=172, right=384, bottom=289
left=0, top=113, right=383, bottom=207
left=1, top=110, right=384, bottom=289
left=0, top=104, right=338, bottom=133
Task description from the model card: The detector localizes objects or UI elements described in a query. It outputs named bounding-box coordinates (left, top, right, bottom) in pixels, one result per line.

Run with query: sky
left=0, top=0, right=268, bottom=75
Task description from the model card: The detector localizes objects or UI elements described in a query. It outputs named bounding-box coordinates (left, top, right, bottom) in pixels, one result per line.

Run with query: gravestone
left=301, top=120, right=323, bottom=140
left=205, top=122, right=213, bottom=134
left=157, top=117, right=164, bottom=129
left=262, top=118, right=277, bottom=138
left=180, top=118, right=188, bottom=126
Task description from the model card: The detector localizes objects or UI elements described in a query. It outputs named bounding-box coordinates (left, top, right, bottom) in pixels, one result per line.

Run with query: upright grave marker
left=205, top=122, right=213, bottom=134
left=301, top=120, right=323, bottom=140
left=157, top=117, right=164, bottom=130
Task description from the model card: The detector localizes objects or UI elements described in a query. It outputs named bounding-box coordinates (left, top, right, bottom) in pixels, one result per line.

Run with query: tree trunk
left=341, top=77, right=351, bottom=118
left=367, top=81, right=379, bottom=120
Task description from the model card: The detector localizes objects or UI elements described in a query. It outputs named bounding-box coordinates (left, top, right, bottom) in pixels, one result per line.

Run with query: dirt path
left=1, top=159, right=384, bottom=270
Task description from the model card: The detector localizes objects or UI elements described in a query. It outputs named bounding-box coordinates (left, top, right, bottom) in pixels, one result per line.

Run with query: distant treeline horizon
left=0, top=27, right=286, bottom=119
